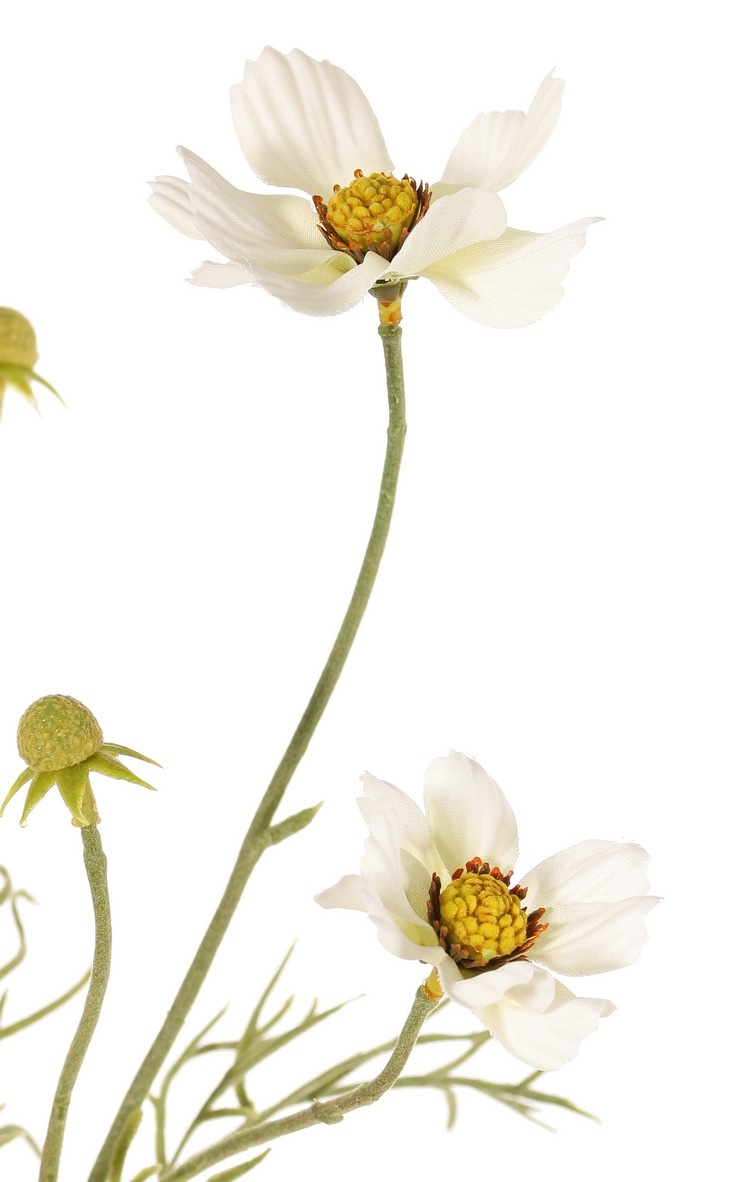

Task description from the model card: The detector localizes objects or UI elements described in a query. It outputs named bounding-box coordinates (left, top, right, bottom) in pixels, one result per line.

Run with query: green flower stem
left=88, top=323, right=407, bottom=1182
left=39, top=825, right=112, bottom=1182
left=159, top=982, right=440, bottom=1182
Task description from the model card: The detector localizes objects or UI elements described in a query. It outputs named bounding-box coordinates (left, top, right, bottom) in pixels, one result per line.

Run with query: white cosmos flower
left=149, top=48, right=598, bottom=326
left=316, top=752, right=658, bottom=1070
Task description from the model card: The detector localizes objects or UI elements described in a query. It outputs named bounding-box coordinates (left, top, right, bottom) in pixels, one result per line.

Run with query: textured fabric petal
left=316, top=868, right=440, bottom=962
left=443, top=958, right=537, bottom=1008
left=358, top=807, right=434, bottom=941
left=315, top=873, right=376, bottom=913
left=533, top=896, right=660, bottom=976
left=148, top=176, right=202, bottom=238
left=425, top=218, right=600, bottom=328
left=230, top=47, right=393, bottom=197
left=438, top=73, right=564, bottom=192
left=523, top=840, right=652, bottom=906
left=250, top=251, right=388, bottom=316
left=423, top=752, right=519, bottom=877
left=387, top=189, right=507, bottom=280
left=482, top=971, right=615, bottom=1070
left=359, top=773, right=439, bottom=873
left=178, top=149, right=327, bottom=273
left=190, top=261, right=255, bottom=288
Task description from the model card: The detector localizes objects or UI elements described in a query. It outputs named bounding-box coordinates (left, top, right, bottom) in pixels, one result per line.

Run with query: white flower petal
left=387, top=189, right=507, bottom=280
left=533, top=896, right=660, bottom=976
left=190, top=261, right=255, bottom=288
left=360, top=818, right=430, bottom=934
left=423, top=752, right=519, bottom=876
left=443, top=958, right=536, bottom=1008
left=316, top=867, right=438, bottom=963
left=149, top=176, right=201, bottom=238
left=424, top=218, right=600, bottom=328
left=178, top=148, right=327, bottom=273
left=439, top=73, right=564, bottom=192
left=359, top=774, right=438, bottom=869
left=481, top=971, right=615, bottom=1070
left=230, top=47, right=393, bottom=197
left=524, top=840, right=652, bottom=906
left=315, top=873, right=375, bottom=913
left=250, top=251, right=388, bottom=316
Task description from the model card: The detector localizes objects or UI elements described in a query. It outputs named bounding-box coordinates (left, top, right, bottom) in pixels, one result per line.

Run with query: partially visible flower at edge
left=0, top=308, right=62, bottom=419
left=149, top=48, right=599, bottom=327
left=317, top=752, right=658, bottom=1070
left=1, top=695, right=159, bottom=827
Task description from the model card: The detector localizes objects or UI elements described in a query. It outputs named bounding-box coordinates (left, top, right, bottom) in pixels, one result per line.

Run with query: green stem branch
left=158, top=982, right=439, bottom=1182
left=87, top=322, right=407, bottom=1182
left=39, top=825, right=111, bottom=1182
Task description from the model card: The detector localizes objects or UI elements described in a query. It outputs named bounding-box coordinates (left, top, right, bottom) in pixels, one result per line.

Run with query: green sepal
left=207, top=1150, right=270, bottom=1181
left=19, top=771, right=57, bottom=825
left=86, top=753, right=158, bottom=792
left=0, top=363, right=62, bottom=405
left=0, top=767, right=33, bottom=817
left=56, top=764, right=92, bottom=826
left=101, top=743, right=162, bottom=768
left=28, top=368, right=64, bottom=402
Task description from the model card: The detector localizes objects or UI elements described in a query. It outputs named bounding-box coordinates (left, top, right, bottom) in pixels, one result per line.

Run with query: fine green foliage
left=150, top=947, right=353, bottom=1172
left=206, top=1151, right=271, bottom=1181
left=0, top=865, right=91, bottom=1160
left=118, top=949, right=594, bottom=1182
left=0, top=1106, right=41, bottom=1155
left=1, top=862, right=91, bottom=1032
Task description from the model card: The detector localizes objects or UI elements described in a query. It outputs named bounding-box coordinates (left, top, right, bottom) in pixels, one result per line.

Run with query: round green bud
left=17, top=695, right=104, bottom=772
left=0, top=307, right=39, bottom=369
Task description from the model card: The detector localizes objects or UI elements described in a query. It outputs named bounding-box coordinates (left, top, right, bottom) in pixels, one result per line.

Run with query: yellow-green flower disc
left=0, top=307, right=39, bottom=369
left=17, top=695, right=104, bottom=772
left=326, top=172, right=419, bottom=255
left=439, top=872, right=528, bottom=964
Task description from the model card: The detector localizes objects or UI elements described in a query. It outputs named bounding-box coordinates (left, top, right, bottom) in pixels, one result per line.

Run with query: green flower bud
left=2, top=695, right=159, bottom=827
left=0, top=307, right=62, bottom=418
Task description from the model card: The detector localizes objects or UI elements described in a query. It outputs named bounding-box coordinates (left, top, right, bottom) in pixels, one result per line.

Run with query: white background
left=1, top=2, right=747, bottom=1179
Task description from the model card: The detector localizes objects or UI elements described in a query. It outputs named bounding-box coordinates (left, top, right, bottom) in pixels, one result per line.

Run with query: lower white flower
left=317, top=752, right=658, bottom=1070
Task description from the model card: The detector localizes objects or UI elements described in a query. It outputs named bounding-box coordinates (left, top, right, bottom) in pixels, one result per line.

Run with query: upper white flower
left=317, top=752, right=658, bottom=1070
left=149, top=48, right=598, bottom=326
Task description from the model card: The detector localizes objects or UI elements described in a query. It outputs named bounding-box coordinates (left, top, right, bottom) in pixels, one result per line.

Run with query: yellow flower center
left=313, top=171, right=430, bottom=264
left=0, top=307, right=39, bottom=369
left=428, top=857, right=549, bottom=973
left=439, top=872, right=528, bottom=964
left=17, top=695, right=104, bottom=772
left=328, top=171, right=418, bottom=248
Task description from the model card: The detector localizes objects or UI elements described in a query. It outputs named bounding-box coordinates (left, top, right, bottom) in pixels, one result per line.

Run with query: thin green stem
left=87, top=323, right=407, bottom=1182
left=158, top=983, right=440, bottom=1182
left=39, top=825, right=112, bottom=1182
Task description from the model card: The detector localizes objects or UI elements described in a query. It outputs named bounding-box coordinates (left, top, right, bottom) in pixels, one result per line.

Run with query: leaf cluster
left=115, top=949, right=595, bottom=1181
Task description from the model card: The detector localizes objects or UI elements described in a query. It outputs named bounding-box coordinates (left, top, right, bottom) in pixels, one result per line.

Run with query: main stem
left=40, top=824, right=112, bottom=1182
left=159, top=982, right=440, bottom=1182
left=87, top=322, right=407, bottom=1182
